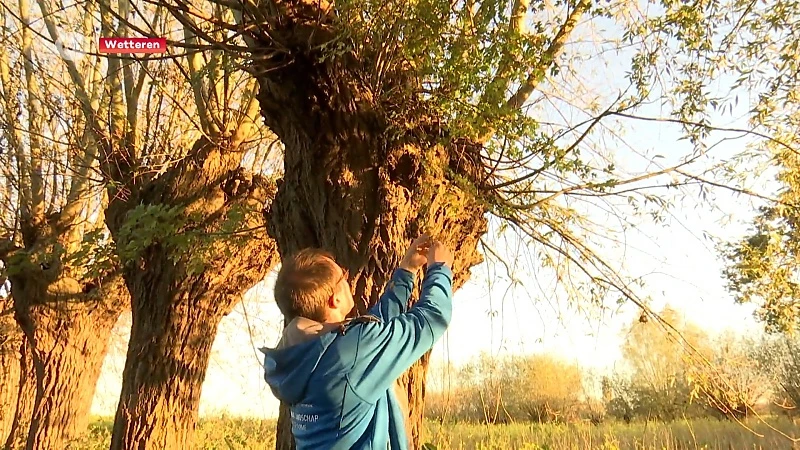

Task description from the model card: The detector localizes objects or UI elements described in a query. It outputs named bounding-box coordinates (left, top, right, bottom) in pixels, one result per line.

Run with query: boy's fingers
left=410, top=234, right=430, bottom=248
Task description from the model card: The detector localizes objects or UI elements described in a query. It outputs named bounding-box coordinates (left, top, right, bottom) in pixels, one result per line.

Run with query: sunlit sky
left=90, top=10, right=775, bottom=419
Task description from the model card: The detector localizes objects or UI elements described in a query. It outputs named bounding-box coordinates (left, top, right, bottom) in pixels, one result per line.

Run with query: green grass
left=71, top=416, right=800, bottom=449
left=425, top=417, right=800, bottom=450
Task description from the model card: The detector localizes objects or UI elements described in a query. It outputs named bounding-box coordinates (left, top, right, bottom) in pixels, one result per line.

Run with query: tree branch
left=504, top=0, right=590, bottom=111
left=609, top=111, right=799, bottom=156
left=118, top=0, right=140, bottom=152
left=477, top=0, right=530, bottom=110
left=100, top=0, right=136, bottom=181
left=485, top=103, right=614, bottom=190
left=33, top=0, right=122, bottom=214
left=477, top=0, right=591, bottom=145
left=63, top=0, right=103, bottom=224
left=18, top=0, right=46, bottom=228
left=492, top=151, right=703, bottom=211
left=230, top=79, right=264, bottom=148
left=675, top=169, right=784, bottom=204
left=0, top=40, right=31, bottom=219
left=34, top=0, right=95, bottom=123
left=183, top=16, right=215, bottom=135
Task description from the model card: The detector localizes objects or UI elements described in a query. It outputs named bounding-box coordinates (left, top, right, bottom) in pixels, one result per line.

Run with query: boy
left=262, top=235, right=454, bottom=449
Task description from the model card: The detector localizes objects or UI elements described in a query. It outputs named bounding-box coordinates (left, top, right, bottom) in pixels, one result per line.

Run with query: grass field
left=71, top=417, right=800, bottom=449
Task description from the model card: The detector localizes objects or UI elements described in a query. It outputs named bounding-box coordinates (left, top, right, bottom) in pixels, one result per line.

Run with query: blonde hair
left=274, top=248, right=338, bottom=321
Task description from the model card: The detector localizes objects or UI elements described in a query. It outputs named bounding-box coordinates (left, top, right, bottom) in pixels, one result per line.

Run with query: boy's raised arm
left=367, top=234, right=430, bottom=321
left=349, top=241, right=454, bottom=401
left=351, top=263, right=452, bottom=400
left=368, top=268, right=415, bottom=320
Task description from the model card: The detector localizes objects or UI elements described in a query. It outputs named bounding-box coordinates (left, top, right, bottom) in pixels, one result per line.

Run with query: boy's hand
left=399, top=234, right=431, bottom=272
left=427, top=240, right=453, bottom=269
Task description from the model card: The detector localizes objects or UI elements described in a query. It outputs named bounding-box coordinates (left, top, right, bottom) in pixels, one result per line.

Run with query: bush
left=754, top=335, right=800, bottom=417
left=425, top=353, right=585, bottom=424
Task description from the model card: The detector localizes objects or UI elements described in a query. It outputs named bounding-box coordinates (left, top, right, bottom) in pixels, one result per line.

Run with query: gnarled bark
left=105, top=138, right=279, bottom=450
left=3, top=340, right=33, bottom=450
left=110, top=289, right=237, bottom=449
left=246, top=5, right=489, bottom=448
left=3, top=241, right=128, bottom=450
left=0, top=346, right=20, bottom=444
left=0, top=296, right=23, bottom=445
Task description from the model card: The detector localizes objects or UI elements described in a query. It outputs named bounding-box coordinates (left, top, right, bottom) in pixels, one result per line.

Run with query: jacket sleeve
left=349, top=263, right=452, bottom=402
left=367, top=268, right=415, bottom=321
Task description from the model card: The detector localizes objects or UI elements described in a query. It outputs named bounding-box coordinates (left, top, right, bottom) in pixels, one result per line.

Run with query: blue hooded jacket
left=262, top=263, right=453, bottom=450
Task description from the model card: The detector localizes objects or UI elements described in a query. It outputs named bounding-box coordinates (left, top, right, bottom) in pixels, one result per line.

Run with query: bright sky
left=90, top=8, right=776, bottom=419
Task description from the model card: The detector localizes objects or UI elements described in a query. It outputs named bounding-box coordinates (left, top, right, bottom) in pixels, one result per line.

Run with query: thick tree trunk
left=275, top=404, right=294, bottom=450
left=265, top=119, right=485, bottom=450
left=109, top=289, right=227, bottom=449
left=23, top=294, right=124, bottom=449
left=0, top=351, right=19, bottom=445
left=0, top=297, right=22, bottom=445
left=3, top=269, right=127, bottom=450
left=249, top=9, right=488, bottom=447
left=2, top=221, right=128, bottom=450
left=105, top=139, right=278, bottom=450
left=395, top=353, right=432, bottom=447
left=3, top=341, right=33, bottom=450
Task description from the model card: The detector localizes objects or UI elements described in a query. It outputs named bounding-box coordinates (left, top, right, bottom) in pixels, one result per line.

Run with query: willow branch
left=504, top=0, right=590, bottom=110
left=609, top=111, right=799, bottom=155
left=477, top=0, right=591, bottom=145
left=477, top=0, right=530, bottom=109
left=183, top=16, right=214, bottom=135
left=0, top=42, right=31, bottom=216
left=230, top=78, right=263, bottom=148
left=18, top=0, right=45, bottom=226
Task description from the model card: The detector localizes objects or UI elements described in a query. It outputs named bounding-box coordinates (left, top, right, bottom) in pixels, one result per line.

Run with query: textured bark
left=3, top=255, right=127, bottom=450
left=109, top=289, right=230, bottom=449
left=21, top=291, right=124, bottom=450
left=247, top=5, right=489, bottom=448
left=275, top=403, right=294, bottom=450
left=3, top=341, right=33, bottom=450
left=105, top=138, right=279, bottom=450
left=0, top=299, right=24, bottom=446
left=1, top=211, right=129, bottom=450
left=395, top=353, right=431, bottom=447
left=0, top=346, right=19, bottom=445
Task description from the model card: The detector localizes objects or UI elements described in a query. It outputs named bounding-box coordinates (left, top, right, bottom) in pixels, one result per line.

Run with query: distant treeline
left=425, top=307, right=800, bottom=424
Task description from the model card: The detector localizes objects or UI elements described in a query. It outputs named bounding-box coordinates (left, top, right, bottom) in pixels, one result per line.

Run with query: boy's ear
left=327, top=293, right=339, bottom=309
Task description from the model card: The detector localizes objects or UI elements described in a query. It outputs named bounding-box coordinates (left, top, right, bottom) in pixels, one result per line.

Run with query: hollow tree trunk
left=104, top=138, right=278, bottom=450
left=4, top=264, right=128, bottom=450
left=248, top=6, right=489, bottom=448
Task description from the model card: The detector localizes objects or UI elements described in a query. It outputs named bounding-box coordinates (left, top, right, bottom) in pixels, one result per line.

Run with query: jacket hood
left=261, top=317, right=339, bottom=404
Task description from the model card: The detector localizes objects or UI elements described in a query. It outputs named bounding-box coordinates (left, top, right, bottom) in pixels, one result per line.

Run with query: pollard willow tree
left=0, top=3, right=129, bottom=448
left=194, top=0, right=796, bottom=447
left=78, top=3, right=280, bottom=448
left=223, top=1, right=756, bottom=448
left=10, top=0, right=282, bottom=447
left=145, top=0, right=792, bottom=447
